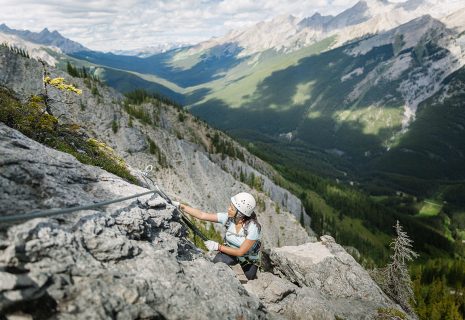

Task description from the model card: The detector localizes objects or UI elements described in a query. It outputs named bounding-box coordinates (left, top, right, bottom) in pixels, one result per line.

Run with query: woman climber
left=174, top=192, right=261, bottom=280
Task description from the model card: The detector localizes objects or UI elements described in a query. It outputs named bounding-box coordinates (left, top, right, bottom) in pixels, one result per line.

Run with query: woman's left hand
left=204, top=240, right=219, bottom=251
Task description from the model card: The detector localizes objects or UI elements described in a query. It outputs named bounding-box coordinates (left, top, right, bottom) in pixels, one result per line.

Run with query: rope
left=0, top=190, right=157, bottom=223
left=140, top=165, right=209, bottom=241
left=1, top=164, right=210, bottom=242
left=179, top=214, right=209, bottom=241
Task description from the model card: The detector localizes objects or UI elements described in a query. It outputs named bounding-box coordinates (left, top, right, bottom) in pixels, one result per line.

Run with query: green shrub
left=178, top=112, right=186, bottom=122
left=147, top=137, right=159, bottom=155
left=185, top=216, right=223, bottom=250
left=376, top=307, right=406, bottom=320
left=123, top=102, right=152, bottom=125
left=91, top=85, right=99, bottom=96
left=0, top=87, right=137, bottom=184
left=112, top=120, right=118, bottom=133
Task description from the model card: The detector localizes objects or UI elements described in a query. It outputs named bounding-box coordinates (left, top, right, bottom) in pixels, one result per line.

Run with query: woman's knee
left=242, top=264, right=258, bottom=280
left=213, top=252, right=237, bottom=265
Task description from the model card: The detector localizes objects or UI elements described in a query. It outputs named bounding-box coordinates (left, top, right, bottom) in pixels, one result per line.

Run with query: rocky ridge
left=0, top=123, right=266, bottom=319
left=0, top=123, right=405, bottom=319
left=0, top=24, right=89, bottom=54
left=245, top=235, right=403, bottom=319
left=185, top=0, right=465, bottom=57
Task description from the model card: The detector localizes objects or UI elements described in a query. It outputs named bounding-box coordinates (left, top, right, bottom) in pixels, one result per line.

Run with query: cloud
left=0, top=0, right=363, bottom=51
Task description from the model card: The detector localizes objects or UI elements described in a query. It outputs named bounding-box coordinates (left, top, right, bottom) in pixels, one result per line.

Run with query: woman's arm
left=180, top=204, right=218, bottom=222
left=219, top=239, right=256, bottom=257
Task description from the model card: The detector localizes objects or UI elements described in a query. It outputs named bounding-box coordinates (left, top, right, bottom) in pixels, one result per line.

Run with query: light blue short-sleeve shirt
left=216, top=212, right=260, bottom=248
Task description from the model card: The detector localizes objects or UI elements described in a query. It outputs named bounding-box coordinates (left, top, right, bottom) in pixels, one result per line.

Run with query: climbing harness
left=223, top=218, right=262, bottom=265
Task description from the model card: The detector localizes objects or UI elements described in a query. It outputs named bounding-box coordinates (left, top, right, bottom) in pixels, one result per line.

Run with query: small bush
left=185, top=216, right=223, bottom=250
left=0, top=87, right=137, bottom=184
left=376, top=307, right=406, bottom=320
left=123, top=102, right=152, bottom=125
left=256, top=196, right=266, bottom=211
left=147, top=137, right=158, bottom=155
left=112, top=120, right=118, bottom=133
left=91, top=85, right=99, bottom=96
left=178, top=112, right=186, bottom=122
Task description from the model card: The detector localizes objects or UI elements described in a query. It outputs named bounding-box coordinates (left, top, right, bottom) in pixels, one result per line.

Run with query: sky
left=0, top=0, right=402, bottom=52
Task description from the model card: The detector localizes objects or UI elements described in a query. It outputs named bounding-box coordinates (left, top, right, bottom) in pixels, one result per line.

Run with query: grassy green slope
left=190, top=40, right=406, bottom=157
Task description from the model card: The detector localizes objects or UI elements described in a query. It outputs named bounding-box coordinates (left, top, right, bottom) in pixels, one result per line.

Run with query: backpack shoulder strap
left=224, top=217, right=233, bottom=230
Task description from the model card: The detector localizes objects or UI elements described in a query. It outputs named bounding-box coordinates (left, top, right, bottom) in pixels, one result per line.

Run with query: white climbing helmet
left=231, top=192, right=256, bottom=217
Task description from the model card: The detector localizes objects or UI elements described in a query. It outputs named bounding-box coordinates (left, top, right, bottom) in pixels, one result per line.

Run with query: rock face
left=0, top=117, right=407, bottom=320
left=244, top=235, right=405, bottom=320
left=0, top=123, right=267, bottom=319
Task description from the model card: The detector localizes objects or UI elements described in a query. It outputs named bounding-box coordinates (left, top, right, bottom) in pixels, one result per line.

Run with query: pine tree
left=373, top=220, right=418, bottom=315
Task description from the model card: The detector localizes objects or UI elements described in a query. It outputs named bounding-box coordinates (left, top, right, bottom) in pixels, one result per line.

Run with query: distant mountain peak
left=0, top=24, right=88, bottom=53
left=267, top=14, right=299, bottom=26
left=298, top=12, right=334, bottom=29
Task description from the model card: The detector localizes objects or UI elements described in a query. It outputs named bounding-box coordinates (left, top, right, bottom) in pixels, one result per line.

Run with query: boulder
left=245, top=235, right=407, bottom=320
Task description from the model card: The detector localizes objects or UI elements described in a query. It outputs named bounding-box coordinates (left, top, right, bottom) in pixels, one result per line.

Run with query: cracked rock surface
left=0, top=123, right=268, bottom=319
left=0, top=121, right=408, bottom=320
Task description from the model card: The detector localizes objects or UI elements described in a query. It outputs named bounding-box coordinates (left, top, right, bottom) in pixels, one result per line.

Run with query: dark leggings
left=213, top=252, right=258, bottom=280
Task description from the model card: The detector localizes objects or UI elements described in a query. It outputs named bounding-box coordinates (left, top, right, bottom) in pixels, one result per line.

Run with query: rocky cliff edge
left=0, top=123, right=406, bottom=319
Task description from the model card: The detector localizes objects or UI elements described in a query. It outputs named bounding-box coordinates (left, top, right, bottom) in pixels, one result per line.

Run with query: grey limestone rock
left=0, top=124, right=267, bottom=319
left=244, top=235, right=407, bottom=320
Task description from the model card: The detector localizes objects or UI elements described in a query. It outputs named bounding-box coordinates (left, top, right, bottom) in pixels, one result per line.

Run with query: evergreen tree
left=373, top=221, right=418, bottom=315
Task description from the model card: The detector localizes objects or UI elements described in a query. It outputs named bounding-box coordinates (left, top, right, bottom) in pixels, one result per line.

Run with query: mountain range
left=0, top=23, right=88, bottom=53
left=1, top=0, right=464, bottom=239
left=2, top=1, right=465, bottom=317
left=63, top=0, right=465, bottom=192
left=2, top=0, right=464, bottom=193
